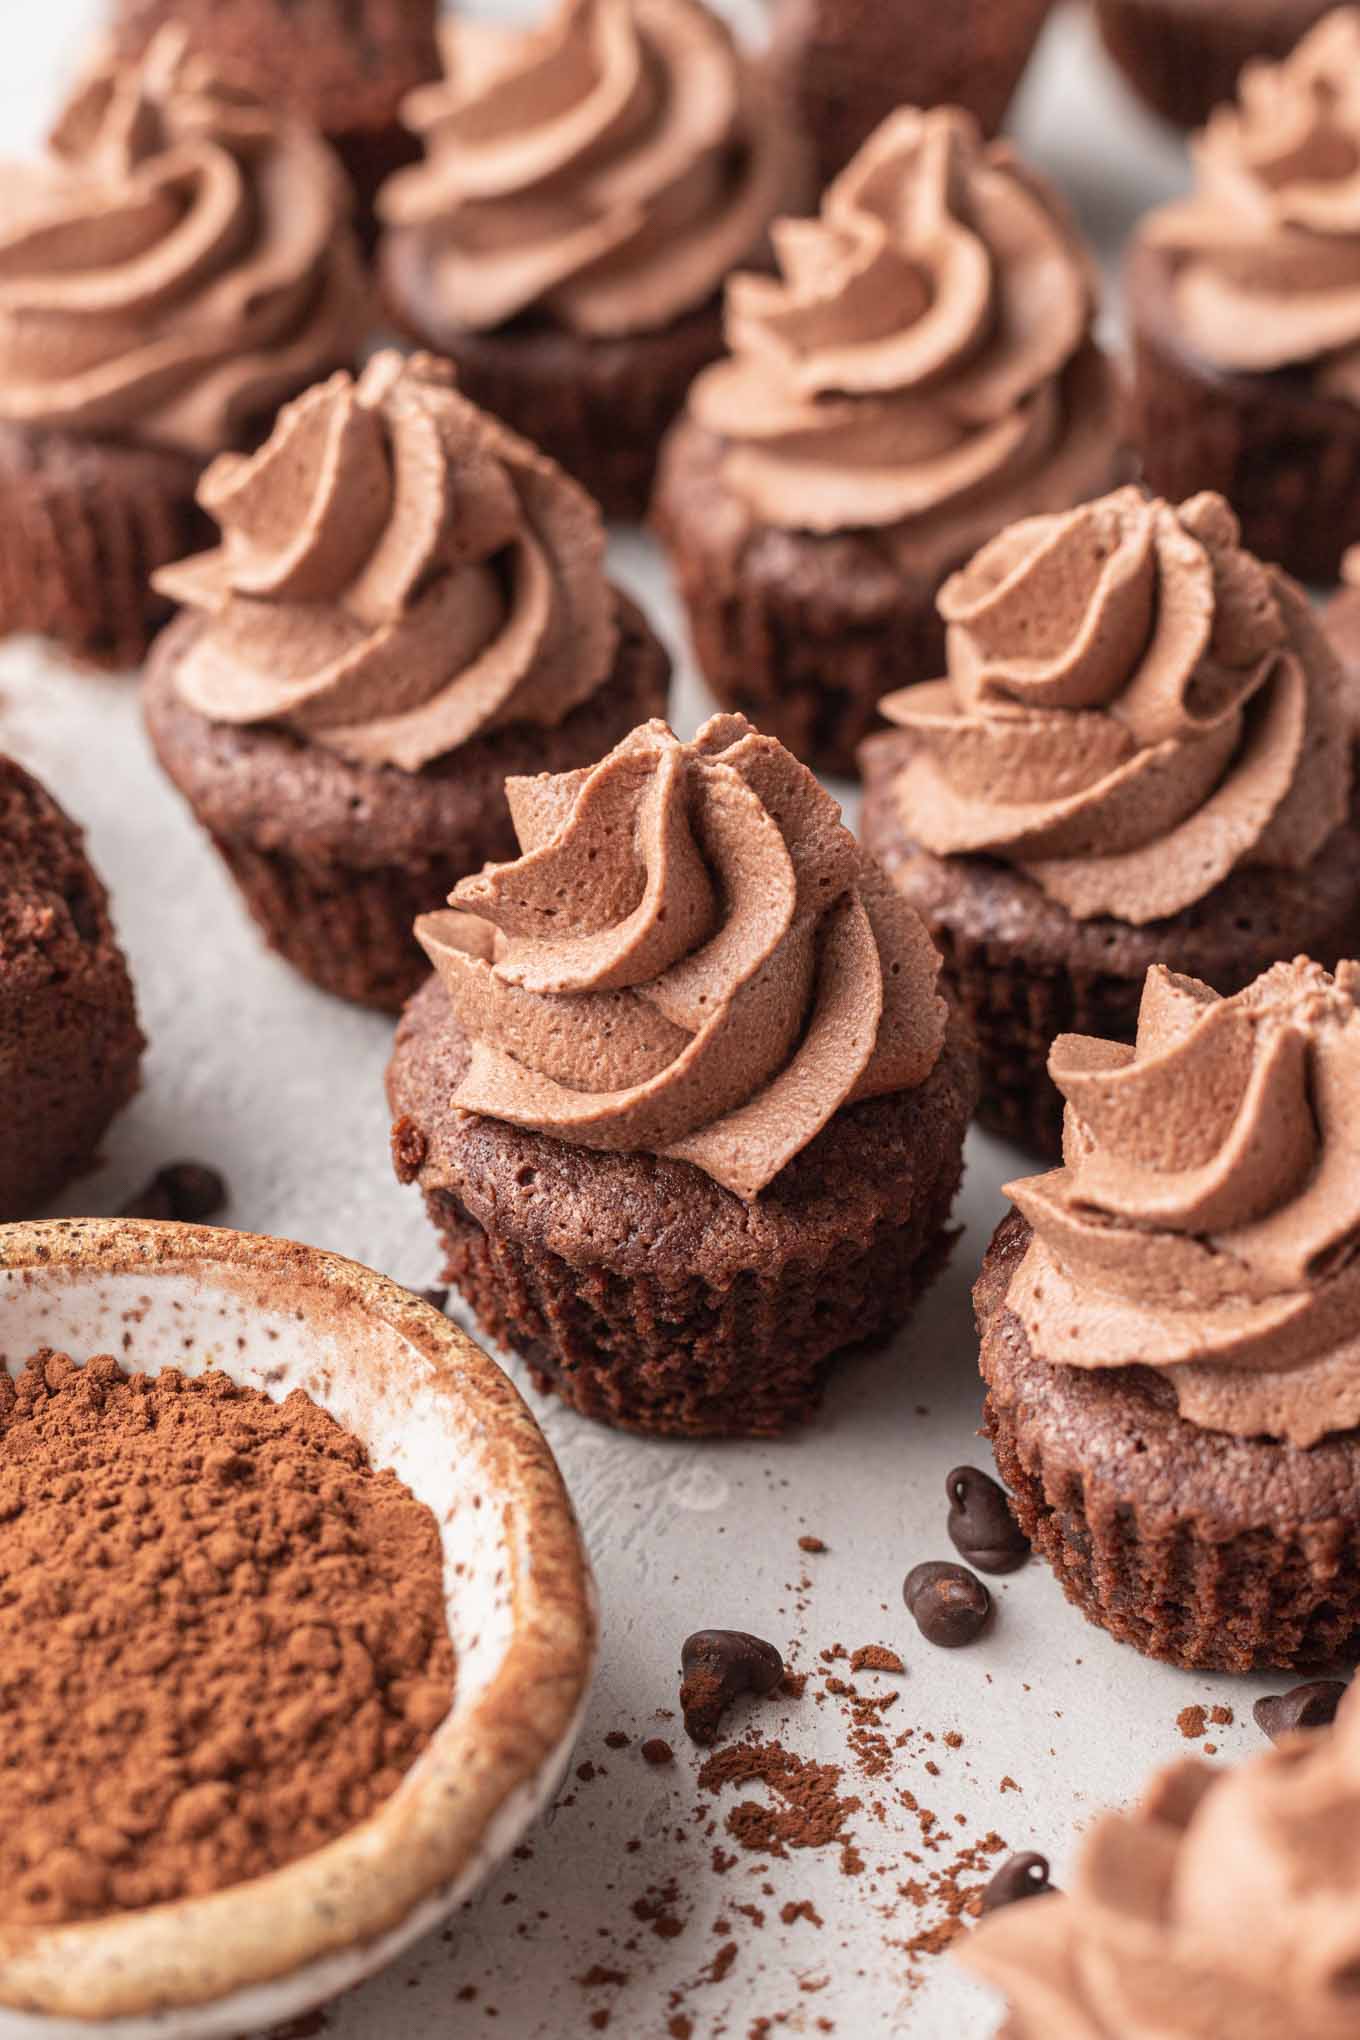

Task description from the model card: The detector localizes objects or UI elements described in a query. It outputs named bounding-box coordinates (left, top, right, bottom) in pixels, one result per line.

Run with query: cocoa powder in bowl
left=0, top=1350, right=456, bottom=1926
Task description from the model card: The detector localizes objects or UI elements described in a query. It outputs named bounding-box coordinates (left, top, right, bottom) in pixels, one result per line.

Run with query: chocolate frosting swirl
left=961, top=1684, right=1360, bottom=2039
left=880, top=487, right=1352, bottom=924
left=1142, top=10, right=1360, bottom=396
left=415, top=712, right=947, bottom=1200
left=0, top=29, right=369, bottom=459
left=378, top=0, right=798, bottom=339
left=1005, top=957, right=1360, bottom=1447
left=686, top=106, right=1117, bottom=540
left=152, top=352, right=618, bottom=773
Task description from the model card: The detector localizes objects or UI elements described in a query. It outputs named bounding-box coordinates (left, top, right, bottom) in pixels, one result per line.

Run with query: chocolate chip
left=1253, top=1680, right=1347, bottom=1743
left=121, top=1163, right=227, bottom=1223
left=420, top=1287, right=449, bottom=1313
left=679, top=1630, right=785, bottom=1745
left=979, top=1852, right=1057, bottom=1914
left=903, top=1562, right=991, bottom=1648
left=945, top=1466, right=1030, bottom=1575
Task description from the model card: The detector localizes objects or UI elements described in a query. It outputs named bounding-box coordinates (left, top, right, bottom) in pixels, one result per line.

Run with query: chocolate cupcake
left=962, top=1682, right=1360, bottom=2031
left=1095, top=0, right=1338, bottom=132
left=0, top=31, right=369, bottom=669
left=1127, top=13, right=1360, bottom=584
left=387, top=712, right=978, bottom=1438
left=653, top=108, right=1120, bottom=778
left=144, top=353, right=670, bottom=1012
left=376, top=0, right=803, bottom=522
left=0, top=756, right=143, bottom=1217
left=109, top=0, right=440, bottom=241
left=978, top=958, right=1360, bottom=1672
left=769, top=0, right=1053, bottom=190
left=860, top=486, right=1360, bottom=1156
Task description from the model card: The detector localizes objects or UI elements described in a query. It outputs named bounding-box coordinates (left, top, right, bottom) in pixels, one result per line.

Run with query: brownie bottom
left=388, top=980, right=978, bottom=1438
left=382, top=231, right=729, bottom=524
left=0, top=425, right=208, bottom=670
left=143, top=592, right=671, bottom=1012
left=860, top=729, right=1360, bottom=1157
left=1, top=759, right=144, bottom=1217
left=1095, top=0, right=1335, bottom=130
left=771, top=0, right=1052, bottom=187
left=978, top=1212, right=1360, bottom=1672
left=1127, top=241, right=1360, bottom=585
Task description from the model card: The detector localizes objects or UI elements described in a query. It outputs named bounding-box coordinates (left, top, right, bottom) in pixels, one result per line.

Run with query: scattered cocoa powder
left=698, top=1739, right=861, bottom=1856
left=0, top=1351, right=454, bottom=1925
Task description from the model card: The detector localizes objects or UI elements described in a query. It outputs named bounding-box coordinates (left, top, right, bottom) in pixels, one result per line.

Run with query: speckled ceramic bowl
left=0, top=1218, right=598, bottom=2038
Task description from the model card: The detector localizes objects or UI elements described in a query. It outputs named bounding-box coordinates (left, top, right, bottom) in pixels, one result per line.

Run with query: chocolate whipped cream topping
left=0, top=29, right=369, bottom=458
left=961, top=1683, right=1360, bottom=2039
left=686, top=106, right=1117, bottom=543
left=1005, top=958, right=1360, bottom=1447
left=1143, top=10, right=1360, bottom=397
left=153, top=352, right=617, bottom=772
left=378, top=0, right=798, bottom=338
left=415, top=713, right=947, bottom=1200
left=880, top=487, right=1351, bottom=924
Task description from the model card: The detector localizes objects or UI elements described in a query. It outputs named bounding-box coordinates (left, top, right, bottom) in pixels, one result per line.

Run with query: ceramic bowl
left=0, top=1218, right=598, bottom=2038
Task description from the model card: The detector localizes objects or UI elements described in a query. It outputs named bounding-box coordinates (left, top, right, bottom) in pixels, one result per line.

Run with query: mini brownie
left=859, top=487, right=1360, bottom=1156
left=388, top=714, right=978, bottom=1439
left=109, top=0, right=440, bottom=239
left=0, top=757, right=143, bottom=1217
left=963, top=1687, right=1360, bottom=2030
left=377, top=0, right=802, bottom=522
left=769, top=0, right=1053, bottom=189
left=0, top=32, right=368, bottom=669
left=977, top=960, right=1360, bottom=1673
left=654, top=108, right=1120, bottom=777
left=1095, top=0, right=1337, bottom=130
left=1126, top=14, right=1360, bottom=583
left=144, top=354, right=670, bottom=1012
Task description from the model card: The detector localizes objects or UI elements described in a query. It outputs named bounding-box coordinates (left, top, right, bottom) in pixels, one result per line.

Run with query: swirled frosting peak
left=378, top=0, right=798, bottom=338
left=0, top=28, right=369, bottom=458
left=687, top=106, right=1117, bottom=538
left=415, top=713, right=947, bottom=1200
left=881, top=486, right=1352, bottom=923
left=1004, top=957, right=1360, bottom=1446
left=961, top=1683, right=1360, bottom=2039
left=1143, top=9, right=1360, bottom=394
left=153, top=352, right=618, bottom=772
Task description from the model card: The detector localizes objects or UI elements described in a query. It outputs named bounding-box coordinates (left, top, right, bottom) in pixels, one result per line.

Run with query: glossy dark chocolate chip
left=1253, top=1680, right=1347, bottom=1743
left=680, top=1629, right=785, bottom=1745
left=903, top=1561, right=991, bottom=1647
left=121, top=1162, right=227, bottom=1223
left=946, top=1465, right=1030, bottom=1575
left=979, top=1852, right=1057, bottom=1914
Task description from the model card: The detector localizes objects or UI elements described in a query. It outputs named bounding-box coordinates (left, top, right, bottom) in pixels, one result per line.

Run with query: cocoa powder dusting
left=0, top=1352, right=455, bottom=1924
left=698, top=1741, right=861, bottom=1857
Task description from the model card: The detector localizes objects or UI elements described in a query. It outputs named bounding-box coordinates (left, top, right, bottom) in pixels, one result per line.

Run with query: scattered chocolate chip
left=945, top=1466, right=1030, bottom=1574
left=1253, top=1680, right=1347, bottom=1743
left=121, top=1163, right=227, bottom=1223
left=679, top=1630, right=785, bottom=1745
left=640, top=1738, right=674, bottom=1766
left=420, top=1287, right=449, bottom=1313
left=979, top=1852, right=1057, bottom=1914
left=903, top=1562, right=991, bottom=1648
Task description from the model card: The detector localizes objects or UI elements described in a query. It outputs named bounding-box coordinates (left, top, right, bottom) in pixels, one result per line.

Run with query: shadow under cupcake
left=143, top=352, right=670, bottom=1012
left=387, top=712, right=978, bottom=1439
left=860, top=485, right=1360, bottom=1158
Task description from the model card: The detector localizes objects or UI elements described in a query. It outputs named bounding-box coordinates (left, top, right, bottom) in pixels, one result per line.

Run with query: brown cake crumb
left=849, top=1645, right=906, bottom=1675
left=1177, top=1705, right=1208, bottom=1739
left=798, top=1536, right=828, bottom=1553
left=642, top=1739, right=676, bottom=1767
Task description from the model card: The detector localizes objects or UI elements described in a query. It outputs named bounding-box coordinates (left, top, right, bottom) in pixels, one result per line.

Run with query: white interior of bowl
left=0, top=1238, right=593, bottom=2039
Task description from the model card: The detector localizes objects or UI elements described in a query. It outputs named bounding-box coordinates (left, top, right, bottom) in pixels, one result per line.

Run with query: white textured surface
left=0, top=7, right=1289, bottom=2036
